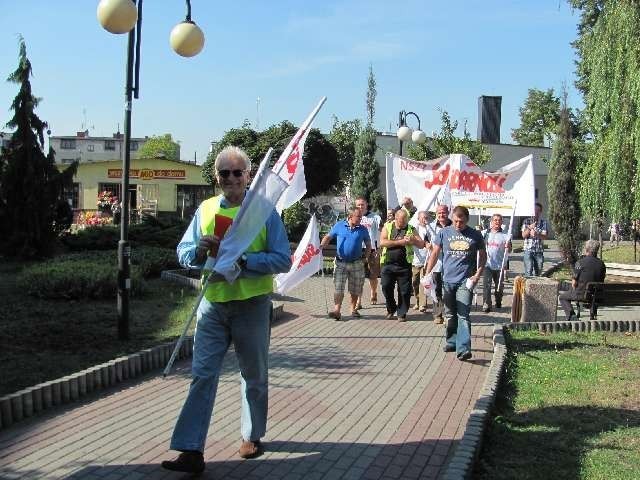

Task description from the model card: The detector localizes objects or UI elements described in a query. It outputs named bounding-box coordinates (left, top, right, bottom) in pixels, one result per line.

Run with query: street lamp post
left=397, top=110, right=427, bottom=156
left=97, top=0, right=205, bottom=340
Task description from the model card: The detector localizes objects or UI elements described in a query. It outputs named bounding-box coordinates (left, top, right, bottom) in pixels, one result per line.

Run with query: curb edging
left=441, top=325, right=507, bottom=480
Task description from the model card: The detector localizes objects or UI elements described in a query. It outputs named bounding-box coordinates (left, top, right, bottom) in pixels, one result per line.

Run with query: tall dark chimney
left=477, top=96, right=502, bottom=144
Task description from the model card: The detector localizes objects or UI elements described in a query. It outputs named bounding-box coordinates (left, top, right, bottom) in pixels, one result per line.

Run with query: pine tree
left=548, top=91, right=582, bottom=265
left=0, top=37, right=76, bottom=257
left=351, top=65, right=383, bottom=212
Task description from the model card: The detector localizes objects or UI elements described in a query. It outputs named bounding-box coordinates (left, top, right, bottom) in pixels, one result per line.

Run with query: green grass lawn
left=0, top=260, right=199, bottom=396
left=602, top=244, right=640, bottom=264
left=475, top=330, right=640, bottom=480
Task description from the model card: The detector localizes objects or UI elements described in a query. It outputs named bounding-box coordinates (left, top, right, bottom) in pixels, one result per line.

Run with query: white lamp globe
left=170, top=22, right=205, bottom=57
left=412, top=129, right=427, bottom=144
left=397, top=126, right=412, bottom=142
left=97, top=0, right=138, bottom=34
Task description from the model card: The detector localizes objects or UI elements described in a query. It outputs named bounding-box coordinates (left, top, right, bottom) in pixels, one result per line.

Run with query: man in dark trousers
left=559, top=240, right=606, bottom=320
left=379, top=208, right=424, bottom=321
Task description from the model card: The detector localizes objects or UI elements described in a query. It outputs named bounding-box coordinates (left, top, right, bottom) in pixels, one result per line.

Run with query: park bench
left=576, top=282, right=640, bottom=319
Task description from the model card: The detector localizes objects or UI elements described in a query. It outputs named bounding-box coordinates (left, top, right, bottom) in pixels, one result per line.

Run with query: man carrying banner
left=321, top=207, right=371, bottom=320
left=380, top=208, right=425, bottom=321
left=162, top=146, right=291, bottom=474
left=355, top=196, right=382, bottom=308
left=428, top=204, right=452, bottom=324
left=424, top=206, right=486, bottom=361
left=482, top=213, right=511, bottom=312
left=521, top=202, right=548, bottom=276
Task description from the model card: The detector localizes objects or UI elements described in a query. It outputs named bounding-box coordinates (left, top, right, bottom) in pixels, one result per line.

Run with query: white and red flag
left=275, top=215, right=322, bottom=294
left=274, top=97, right=327, bottom=213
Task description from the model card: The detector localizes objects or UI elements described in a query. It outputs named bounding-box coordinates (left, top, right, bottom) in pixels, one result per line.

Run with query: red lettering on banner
left=400, top=160, right=437, bottom=171
left=296, top=244, right=320, bottom=270
left=286, top=147, right=300, bottom=182
left=425, top=166, right=507, bottom=193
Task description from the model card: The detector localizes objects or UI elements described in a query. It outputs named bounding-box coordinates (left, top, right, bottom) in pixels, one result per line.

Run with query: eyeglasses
left=217, top=169, right=246, bottom=178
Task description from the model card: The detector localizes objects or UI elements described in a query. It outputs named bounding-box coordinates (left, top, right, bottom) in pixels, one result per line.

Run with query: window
left=63, top=183, right=80, bottom=209
left=104, top=140, right=116, bottom=151
left=87, top=144, right=94, bottom=152
left=176, top=185, right=215, bottom=217
left=60, top=139, right=76, bottom=149
left=130, top=141, right=138, bottom=151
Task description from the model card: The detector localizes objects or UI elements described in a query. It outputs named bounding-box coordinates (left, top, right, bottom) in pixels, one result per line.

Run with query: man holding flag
left=162, top=146, right=291, bottom=474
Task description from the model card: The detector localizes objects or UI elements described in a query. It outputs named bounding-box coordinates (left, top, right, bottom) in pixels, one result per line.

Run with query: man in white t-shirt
left=481, top=213, right=511, bottom=312
left=427, top=204, right=452, bottom=324
left=411, top=211, right=430, bottom=313
left=355, top=197, right=382, bottom=307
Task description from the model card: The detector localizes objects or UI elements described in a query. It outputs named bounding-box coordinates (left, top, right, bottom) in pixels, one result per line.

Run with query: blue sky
left=0, top=0, right=580, bottom=163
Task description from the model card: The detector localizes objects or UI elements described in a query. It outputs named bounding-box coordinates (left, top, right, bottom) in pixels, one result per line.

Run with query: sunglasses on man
left=217, top=169, right=246, bottom=178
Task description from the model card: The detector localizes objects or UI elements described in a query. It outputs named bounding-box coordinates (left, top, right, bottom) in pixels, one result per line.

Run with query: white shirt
left=428, top=220, right=450, bottom=273
left=483, top=229, right=510, bottom=270
left=412, top=224, right=429, bottom=266
left=360, top=211, right=382, bottom=248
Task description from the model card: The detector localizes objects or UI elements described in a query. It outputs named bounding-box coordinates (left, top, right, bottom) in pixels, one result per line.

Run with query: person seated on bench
left=559, top=240, right=606, bottom=321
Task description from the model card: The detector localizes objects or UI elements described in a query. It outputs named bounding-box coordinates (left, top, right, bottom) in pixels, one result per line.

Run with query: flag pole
left=273, top=97, right=327, bottom=178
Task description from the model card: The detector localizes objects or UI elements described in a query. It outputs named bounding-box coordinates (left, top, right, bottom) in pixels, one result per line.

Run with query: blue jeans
left=523, top=250, right=544, bottom=276
left=443, top=282, right=473, bottom=355
left=170, top=294, right=272, bottom=453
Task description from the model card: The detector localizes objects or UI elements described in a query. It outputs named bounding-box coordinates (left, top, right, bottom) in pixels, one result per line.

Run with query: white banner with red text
left=385, top=153, right=535, bottom=218
left=275, top=215, right=322, bottom=294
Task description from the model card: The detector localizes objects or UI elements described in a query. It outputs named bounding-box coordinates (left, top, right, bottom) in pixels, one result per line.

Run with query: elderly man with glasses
left=162, top=146, right=291, bottom=474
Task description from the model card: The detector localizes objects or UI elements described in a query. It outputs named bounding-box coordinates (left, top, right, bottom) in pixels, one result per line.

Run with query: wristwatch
left=238, top=253, right=248, bottom=267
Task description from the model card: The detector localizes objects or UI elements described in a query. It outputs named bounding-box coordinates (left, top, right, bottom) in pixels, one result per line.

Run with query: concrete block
left=108, top=361, right=117, bottom=385
left=68, top=375, right=79, bottom=401
left=521, top=277, right=559, bottom=323
left=100, top=364, right=110, bottom=387
left=9, top=392, right=23, bottom=422
left=29, top=386, right=43, bottom=413
left=0, top=396, right=13, bottom=428
left=51, top=379, right=62, bottom=405
left=41, top=382, right=53, bottom=409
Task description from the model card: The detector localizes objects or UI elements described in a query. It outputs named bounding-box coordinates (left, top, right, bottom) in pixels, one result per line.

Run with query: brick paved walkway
left=0, top=274, right=511, bottom=480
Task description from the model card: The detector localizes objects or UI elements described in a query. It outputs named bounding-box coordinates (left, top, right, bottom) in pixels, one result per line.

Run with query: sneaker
left=457, top=351, right=472, bottom=361
left=385, top=313, right=396, bottom=320
left=351, top=309, right=361, bottom=318
left=419, top=306, right=427, bottom=313
left=482, top=304, right=491, bottom=313
left=328, top=311, right=342, bottom=321
left=161, top=451, right=205, bottom=474
left=398, top=315, right=407, bottom=322
left=413, top=304, right=421, bottom=311
left=443, top=344, right=456, bottom=353
left=239, top=439, right=264, bottom=459
left=434, top=315, right=444, bottom=325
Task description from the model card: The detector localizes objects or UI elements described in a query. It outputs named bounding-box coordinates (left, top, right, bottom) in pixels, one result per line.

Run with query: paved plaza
left=4, top=247, right=636, bottom=480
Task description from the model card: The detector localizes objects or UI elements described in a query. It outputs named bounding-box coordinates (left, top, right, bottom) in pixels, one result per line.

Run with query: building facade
left=50, top=130, right=157, bottom=165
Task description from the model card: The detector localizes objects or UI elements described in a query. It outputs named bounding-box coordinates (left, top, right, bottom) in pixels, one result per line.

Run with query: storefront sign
left=107, top=169, right=186, bottom=180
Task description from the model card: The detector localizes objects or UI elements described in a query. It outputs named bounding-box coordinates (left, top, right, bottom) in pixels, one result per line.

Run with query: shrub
left=60, top=226, right=119, bottom=251
left=16, top=246, right=178, bottom=299
left=283, top=202, right=311, bottom=242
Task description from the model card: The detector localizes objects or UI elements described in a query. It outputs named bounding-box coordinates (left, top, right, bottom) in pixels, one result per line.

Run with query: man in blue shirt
left=321, top=207, right=371, bottom=320
left=424, top=206, right=486, bottom=361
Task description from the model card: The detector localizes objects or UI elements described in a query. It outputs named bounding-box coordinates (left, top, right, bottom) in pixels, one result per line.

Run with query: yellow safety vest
left=380, top=222, right=414, bottom=265
left=199, top=195, right=273, bottom=302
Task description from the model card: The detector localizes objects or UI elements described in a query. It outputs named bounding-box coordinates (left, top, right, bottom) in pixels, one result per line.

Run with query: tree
left=351, top=66, right=384, bottom=212
left=548, top=92, right=582, bottom=265
left=202, top=120, right=339, bottom=196
left=571, top=0, right=640, bottom=221
left=511, top=88, right=561, bottom=147
left=328, top=116, right=361, bottom=183
left=406, top=110, right=491, bottom=166
left=0, top=37, right=76, bottom=257
left=138, top=133, right=180, bottom=161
